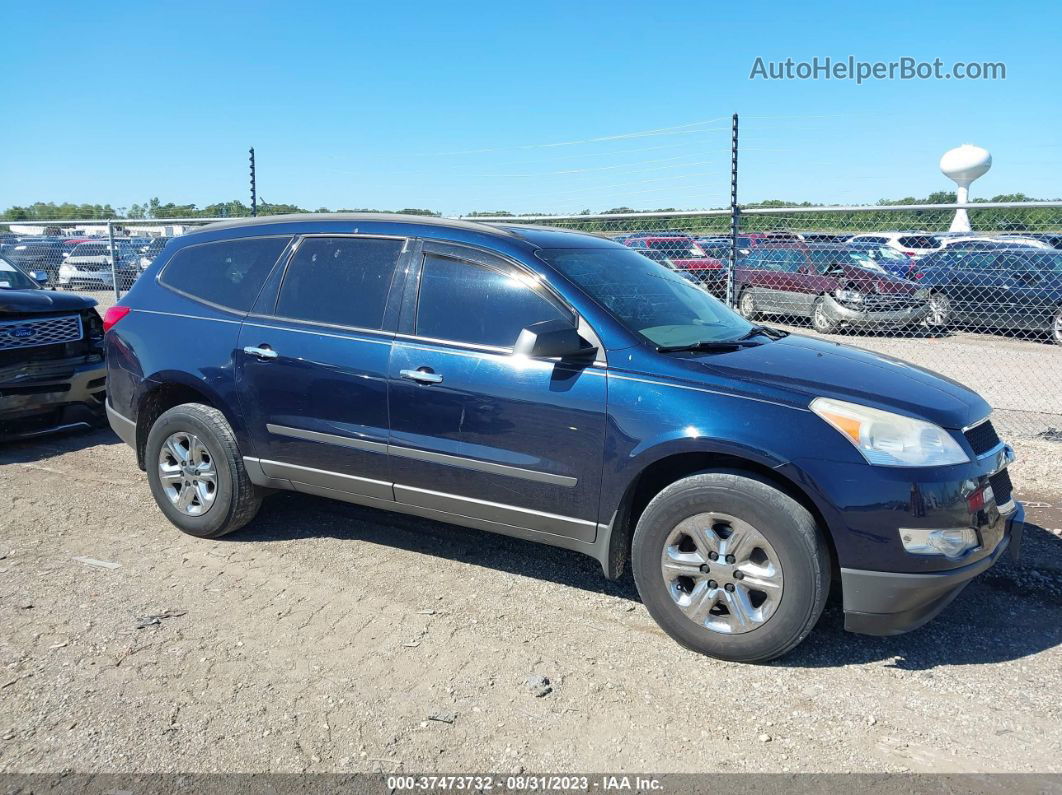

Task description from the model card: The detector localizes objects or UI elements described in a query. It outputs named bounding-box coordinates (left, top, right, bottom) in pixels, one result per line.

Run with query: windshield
left=539, top=247, right=753, bottom=347
left=0, top=258, right=38, bottom=290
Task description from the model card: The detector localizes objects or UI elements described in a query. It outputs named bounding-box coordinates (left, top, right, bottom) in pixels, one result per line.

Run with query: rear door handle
left=400, top=368, right=443, bottom=384
left=243, top=345, right=278, bottom=360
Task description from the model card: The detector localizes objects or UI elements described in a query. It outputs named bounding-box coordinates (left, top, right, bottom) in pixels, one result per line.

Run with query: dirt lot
left=1, top=426, right=1061, bottom=775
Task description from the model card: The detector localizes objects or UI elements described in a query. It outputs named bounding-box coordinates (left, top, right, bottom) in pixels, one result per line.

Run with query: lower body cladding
left=819, top=295, right=931, bottom=328
left=242, top=456, right=614, bottom=564
left=0, top=357, right=106, bottom=440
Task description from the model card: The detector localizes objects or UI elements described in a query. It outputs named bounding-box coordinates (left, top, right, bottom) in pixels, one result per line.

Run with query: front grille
left=862, top=294, right=922, bottom=311
left=989, top=468, right=1013, bottom=506
left=0, top=315, right=83, bottom=352
left=964, top=419, right=1001, bottom=456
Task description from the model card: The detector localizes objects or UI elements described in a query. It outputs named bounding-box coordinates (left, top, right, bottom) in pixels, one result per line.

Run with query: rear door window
left=415, top=254, right=570, bottom=349
left=274, top=236, right=404, bottom=329
left=161, top=236, right=290, bottom=312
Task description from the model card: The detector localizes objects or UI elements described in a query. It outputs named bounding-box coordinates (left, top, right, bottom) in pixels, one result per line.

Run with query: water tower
left=939, top=145, right=991, bottom=232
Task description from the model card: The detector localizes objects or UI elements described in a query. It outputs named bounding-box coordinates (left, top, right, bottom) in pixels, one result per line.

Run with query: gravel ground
left=1, top=426, right=1060, bottom=774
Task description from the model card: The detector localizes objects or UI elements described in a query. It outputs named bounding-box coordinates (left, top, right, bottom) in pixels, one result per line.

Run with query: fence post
left=107, top=221, right=120, bottom=302
left=726, top=112, right=740, bottom=308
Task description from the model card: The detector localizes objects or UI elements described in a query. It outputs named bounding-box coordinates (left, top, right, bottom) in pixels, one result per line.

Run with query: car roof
left=188, top=213, right=620, bottom=250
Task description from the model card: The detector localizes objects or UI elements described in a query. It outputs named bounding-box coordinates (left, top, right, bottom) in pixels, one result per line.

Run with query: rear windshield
left=646, top=240, right=705, bottom=257
left=898, top=235, right=940, bottom=249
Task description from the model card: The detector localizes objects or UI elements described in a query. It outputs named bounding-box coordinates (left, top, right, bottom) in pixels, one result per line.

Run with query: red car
left=623, top=235, right=725, bottom=285
left=735, top=245, right=930, bottom=334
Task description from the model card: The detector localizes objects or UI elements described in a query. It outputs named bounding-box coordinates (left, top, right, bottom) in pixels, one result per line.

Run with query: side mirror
left=513, top=318, right=596, bottom=359
left=30, top=270, right=48, bottom=284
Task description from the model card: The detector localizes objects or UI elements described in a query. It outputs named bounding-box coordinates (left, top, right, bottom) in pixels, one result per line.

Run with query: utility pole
left=249, top=147, right=257, bottom=217
left=727, top=113, right=739, bottom=308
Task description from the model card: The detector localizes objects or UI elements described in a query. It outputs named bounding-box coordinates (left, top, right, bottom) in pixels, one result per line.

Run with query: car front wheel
left=632, top=471, right=830, bottom=663
left=1052, top=306, right=1062, bottom=346
left=738, top=289, right=758, bottom=320
left=927, top=293, right=952, bottom=327
left=811, top=296, right=840, bottom=334
left=145, top=402, right=262, bottom=538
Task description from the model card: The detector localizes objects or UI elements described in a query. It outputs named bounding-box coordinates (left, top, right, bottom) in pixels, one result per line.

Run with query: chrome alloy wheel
left=660, top=512, right=784, bottom=634
left=158, top=431, right=218, bottom=516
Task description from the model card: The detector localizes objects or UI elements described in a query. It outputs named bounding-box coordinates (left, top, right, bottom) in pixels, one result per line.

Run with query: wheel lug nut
left=724, top=583, right=736, bottom=592
left=725, top=554, right=736, bottom=564
left=699, top=564, right=710, bottom=573
left=733, top=571, right=745, bottom=580
left=708, top=552, right=719, bottom=561
left=707, top=580, right=718, bottom=589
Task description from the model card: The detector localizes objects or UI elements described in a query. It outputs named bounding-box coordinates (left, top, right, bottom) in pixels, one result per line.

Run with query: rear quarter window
left=160, top=236, right=290, bottom=312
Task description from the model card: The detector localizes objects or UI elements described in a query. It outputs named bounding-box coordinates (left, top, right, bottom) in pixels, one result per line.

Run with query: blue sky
left=2, top=0, right=1059, bottom=215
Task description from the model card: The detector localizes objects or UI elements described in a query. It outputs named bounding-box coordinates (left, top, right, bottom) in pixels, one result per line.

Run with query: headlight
left=834, top=288, right=863, bottom=303
left=810, top=397, right=969, bottom=467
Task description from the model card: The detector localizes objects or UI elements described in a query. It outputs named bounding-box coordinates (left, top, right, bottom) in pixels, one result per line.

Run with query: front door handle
left=243, top=345, right=278, bottom=360
left=400, top=368, right=443, bottom=384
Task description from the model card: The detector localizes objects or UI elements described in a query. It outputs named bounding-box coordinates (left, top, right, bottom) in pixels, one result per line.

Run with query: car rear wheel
left=738, top=289, right=758, bottom=320
left=927, top=293, right=952, bottom=327
left=632, top=471, right=830, bottom=663
left=1052, top=306, right=1062, bottom=346
left=811, top=296, right=840, bottom=334
left=145, top=403, right=262, bottom=538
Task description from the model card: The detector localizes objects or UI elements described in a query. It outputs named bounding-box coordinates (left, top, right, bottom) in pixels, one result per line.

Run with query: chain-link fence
left=2, top=202, right=1061, bottom=438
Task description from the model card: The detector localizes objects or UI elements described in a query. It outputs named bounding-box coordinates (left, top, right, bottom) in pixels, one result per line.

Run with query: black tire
left=145, top=402, right=262, bottom=538
left=1051, top=306, right=1062, bottom=346
left=632, top=470, right=830, bottom=663
left=737, top=289, right=758, bottom=320
left=811, top=296, right=840, bottom=334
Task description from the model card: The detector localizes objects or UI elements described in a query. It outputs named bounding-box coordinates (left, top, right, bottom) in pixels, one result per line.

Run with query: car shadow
left=0, top=426, right=121, bottom=465
left=228, top=492, right=1062, bottom=669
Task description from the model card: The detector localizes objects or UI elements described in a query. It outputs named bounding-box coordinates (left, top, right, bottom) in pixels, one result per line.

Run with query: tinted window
left=898, top=235, right=940, bottom=249
left=540, top=247, right=751, bottom=348
left=161, top=236, right=289, bottom=311
left=71, top=244, right=111, bottom=257
left=275, top=237, right=403, bottom=329
left=416, top=255, right=569, bottom=348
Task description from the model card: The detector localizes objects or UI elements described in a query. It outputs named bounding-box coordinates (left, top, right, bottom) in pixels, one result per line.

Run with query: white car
left=938, top=234, right=1053, bottom=250
left=58, top=242, right=137, bottom=289
left=846, top=232, right=942, bottom=260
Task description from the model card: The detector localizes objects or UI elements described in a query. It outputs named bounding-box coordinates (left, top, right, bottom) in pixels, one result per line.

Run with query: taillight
left=913, top=272, right=925, bottom=280
left=103, top=305, right=131, bottom=332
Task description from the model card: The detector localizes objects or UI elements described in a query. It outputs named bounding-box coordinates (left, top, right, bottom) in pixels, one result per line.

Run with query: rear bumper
left=822, top=295, right=930, bottom=327
left=842, top=502, right=1024, bottom=635
left=106, top=398, right=137, bottom=448
left=0, top=357, right=106, bottom=439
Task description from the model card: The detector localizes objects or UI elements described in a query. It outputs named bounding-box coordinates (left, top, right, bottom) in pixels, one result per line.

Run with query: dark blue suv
left=104, top=215, right=1024, bottom=662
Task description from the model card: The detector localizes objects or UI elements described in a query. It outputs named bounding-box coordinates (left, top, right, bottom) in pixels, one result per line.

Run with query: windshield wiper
left=656, top=339, right=761, bottom=353
left=736, top=324, right=789, bottom=341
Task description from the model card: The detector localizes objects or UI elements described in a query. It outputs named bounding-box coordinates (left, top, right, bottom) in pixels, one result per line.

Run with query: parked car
left=847, top=232, right=941, bottom=260
left=623, top=235, right=726, bottom=294
left=999, top=232, right=1062, bottom=249
left=138, top=237, right=171, bottom=271
left=3, top=239, right=66, bottom=283
left=104, top=214, right=1023, bottom=663
left=914, top=247, right=1062, bottom=343
left=734, top=245, right=930, bottom=333
left=0, top=256, right=106, bottom=439
left=58, top=242, right=139, bottom=289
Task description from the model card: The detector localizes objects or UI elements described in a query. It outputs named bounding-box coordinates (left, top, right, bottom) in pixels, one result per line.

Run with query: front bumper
left=842, top=501, right=1024, bottom=635
left=0, top=356, right=107, bottom=439
left=821, top=294, right=931, bottom=327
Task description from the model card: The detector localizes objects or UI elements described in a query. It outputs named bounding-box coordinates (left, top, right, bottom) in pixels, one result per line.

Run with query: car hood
left=0, top=289, right=98, bottom=315
left=834, top=264, right=916, bottom=293
left=685, top=334, right=989, bottom=430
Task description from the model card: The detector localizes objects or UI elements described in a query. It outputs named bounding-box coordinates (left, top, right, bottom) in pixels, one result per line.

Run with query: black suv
left=0, top=257, right=106, bottom=439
